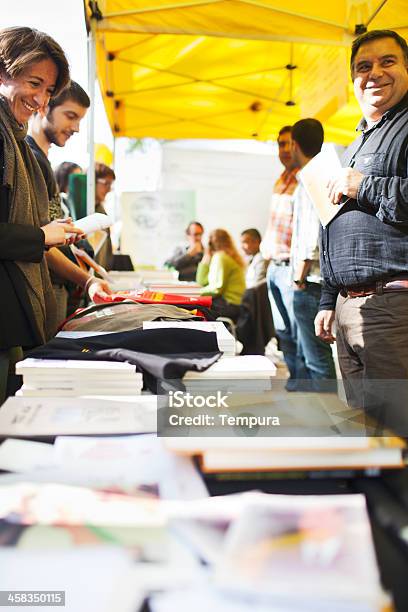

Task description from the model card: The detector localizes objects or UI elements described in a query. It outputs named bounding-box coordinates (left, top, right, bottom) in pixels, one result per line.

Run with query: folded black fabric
left=31, top=328, right=219, bottom=354
left=29, top=328, right=222, bottom=392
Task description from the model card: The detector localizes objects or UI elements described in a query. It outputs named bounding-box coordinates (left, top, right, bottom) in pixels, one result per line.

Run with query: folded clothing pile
left=61, top=302, right=205, bottom=333
left=29, top=328, right=223, bottom=393
left=143, top=321, right=236, bottom=356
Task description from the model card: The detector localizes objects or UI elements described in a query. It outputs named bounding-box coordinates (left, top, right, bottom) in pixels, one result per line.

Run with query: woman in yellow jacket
left=196, top=229, right=246, bottom=320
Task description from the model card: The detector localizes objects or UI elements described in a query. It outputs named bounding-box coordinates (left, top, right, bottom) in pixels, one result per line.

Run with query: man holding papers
left=27, top=81, right=111, bottom=321
left=290, top=119, right=336, bottom=391
left=315, top=30, right=408, bottom=426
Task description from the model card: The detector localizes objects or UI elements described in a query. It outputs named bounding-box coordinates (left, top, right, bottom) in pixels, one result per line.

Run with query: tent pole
left=112, top=136, right=116, bottom=171
left=87, top=12, right=97, bottom=214
left=112, top=136, right=118, bottom=221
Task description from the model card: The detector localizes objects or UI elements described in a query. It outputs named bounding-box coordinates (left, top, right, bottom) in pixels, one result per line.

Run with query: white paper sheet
left=298, top=147, right=344, bottom=227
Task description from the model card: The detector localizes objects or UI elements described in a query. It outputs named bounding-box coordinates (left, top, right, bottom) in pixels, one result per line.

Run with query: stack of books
left=15, top=359, right=143, bottom=397
left=143, top=321, right=236, bottom=355
left=184, top=355, right=276, bottom=380
left=183, top=355, right=276, bottom=392
left=165, top=435, right=406, bottom=473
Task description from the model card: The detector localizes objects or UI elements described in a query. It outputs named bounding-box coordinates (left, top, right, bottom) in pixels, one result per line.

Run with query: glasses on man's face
left=190, top=232, right=203, bottom=237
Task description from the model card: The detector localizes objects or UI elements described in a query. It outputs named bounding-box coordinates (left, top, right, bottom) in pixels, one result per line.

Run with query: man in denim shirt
left=314, top=30, right=408, bottom=432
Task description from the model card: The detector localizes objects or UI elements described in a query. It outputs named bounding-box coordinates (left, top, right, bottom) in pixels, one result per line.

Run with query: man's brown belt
left=343, top=278, right=408, bottom=298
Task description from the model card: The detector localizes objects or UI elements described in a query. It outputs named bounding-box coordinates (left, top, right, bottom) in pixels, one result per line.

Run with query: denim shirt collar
left=356, top=90, right=408, bottom=133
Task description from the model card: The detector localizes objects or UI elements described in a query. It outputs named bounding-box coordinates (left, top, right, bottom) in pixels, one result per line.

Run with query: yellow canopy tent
left=83, top=0, right=407, bottom=145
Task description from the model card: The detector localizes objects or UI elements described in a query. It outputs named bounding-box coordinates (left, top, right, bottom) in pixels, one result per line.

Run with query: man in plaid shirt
left=260, top=125, right=303, bottom=390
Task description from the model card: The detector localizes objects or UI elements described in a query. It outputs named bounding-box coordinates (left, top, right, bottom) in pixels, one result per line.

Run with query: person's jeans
left=293, top=283, right=337, bottom=392
left=267, top=263, right=307, bottom=384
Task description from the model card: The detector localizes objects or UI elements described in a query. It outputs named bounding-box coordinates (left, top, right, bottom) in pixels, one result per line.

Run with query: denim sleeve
left=319, top=282, right=339, bottom=311
left=357, top=161, right=408, bottom=225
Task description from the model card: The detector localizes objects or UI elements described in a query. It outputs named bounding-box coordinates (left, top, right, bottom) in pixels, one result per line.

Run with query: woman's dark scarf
left=0, top=95, right=57, bottom=342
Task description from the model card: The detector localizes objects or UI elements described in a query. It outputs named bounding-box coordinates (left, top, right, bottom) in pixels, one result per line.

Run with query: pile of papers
left=0, top=430, right=391, bottom=612
left=15, top=359, right=143, bottom=397
left=214, top=493, right=388, bottom=612
left=0, top=435, right=208, bottom=500
left=143, top=321, right=236, bottom=356
left=154, top=492, right=389, bottom=612
left=0, top=435, right=206, bottom=612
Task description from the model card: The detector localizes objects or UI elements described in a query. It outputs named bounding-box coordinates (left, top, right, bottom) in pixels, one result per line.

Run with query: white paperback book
left=18, top=386, right=143, bottom=397
left=0, top=396, right=157, bottom=437
left=183, top=355, right=276, bottom=379
left=16, top=359, right=143, bottom=397
left=16, top=359, right=139, bottom=376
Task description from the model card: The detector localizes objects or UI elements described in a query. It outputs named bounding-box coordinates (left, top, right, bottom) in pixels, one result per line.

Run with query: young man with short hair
left=290, top=119, right=336, bottom=391
left=27, top=81, right=110, bottom=323
left=240, top=228, right=268, bottom=288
